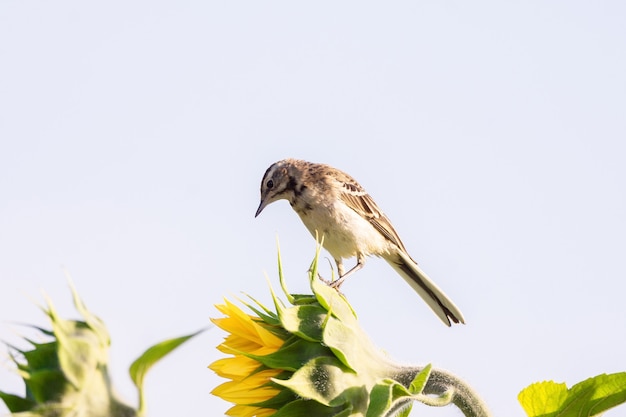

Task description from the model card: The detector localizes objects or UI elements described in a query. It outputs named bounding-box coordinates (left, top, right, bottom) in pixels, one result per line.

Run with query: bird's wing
left=335, top=174, right=409, bottom=253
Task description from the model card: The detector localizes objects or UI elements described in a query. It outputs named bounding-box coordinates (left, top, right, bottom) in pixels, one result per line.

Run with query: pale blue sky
left=1, top=2, right=625, bottom=416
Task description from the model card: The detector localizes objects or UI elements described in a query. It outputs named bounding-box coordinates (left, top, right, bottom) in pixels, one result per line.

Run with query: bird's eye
left=266, top=179, right=274, bottom=189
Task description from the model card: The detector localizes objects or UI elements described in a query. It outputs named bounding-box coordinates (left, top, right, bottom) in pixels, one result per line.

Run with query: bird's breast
left=294, top=199, right=391, bottom=260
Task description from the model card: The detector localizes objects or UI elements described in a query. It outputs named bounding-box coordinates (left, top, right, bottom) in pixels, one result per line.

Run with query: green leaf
left=409, top=364, right=432, bottom=394
left=68, top=278, right=110, bottom=347
left=322, top=315, right=390, bottom=375
left=519, top=372, right=626, bottom=417
left=253, top=382, right=298, bottom=409
left=290, top=293, right=319, bottom=305
left=249, top=337, right=334, bottom=371
left=310, top=269, right=357, bottom=326
left=0, top=391, right=36, bottom=413
left=20, top=341, right=59, bottom=374
left=323, top=317, right=359, bottom=371
left=273, top=356, right=358, bottom=406
left=24, top=368, right=69, bottom=403
left=582, top=373, right=626, bottom=416
left=242, top=294, right=281, bottom=326
left=271, top=398, right=347, bottom=417
left=329, top=385, right=369, bottom=412
left=366, top=379, right=412, bottom=417
left=129, top=329, right=204, bottom=416
left=277, top=240, right=296, bottom=306
left=278, top=304, right=327, bottom=342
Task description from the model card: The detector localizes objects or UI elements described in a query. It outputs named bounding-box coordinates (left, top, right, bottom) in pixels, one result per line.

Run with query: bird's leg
left=336, top=260, right=345, bottom=277
left=329, top=254, right=365, bottom=289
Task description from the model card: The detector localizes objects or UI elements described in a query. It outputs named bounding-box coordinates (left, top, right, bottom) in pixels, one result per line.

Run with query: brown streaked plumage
left=255, top=158, right=465, bottom=326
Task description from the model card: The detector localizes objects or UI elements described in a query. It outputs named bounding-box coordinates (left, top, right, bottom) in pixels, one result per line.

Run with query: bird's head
left=255, top=159, right=299, bottom=217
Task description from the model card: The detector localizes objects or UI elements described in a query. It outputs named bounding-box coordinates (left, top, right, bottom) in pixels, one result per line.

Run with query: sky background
left=1, top=2, right=625, bottom=416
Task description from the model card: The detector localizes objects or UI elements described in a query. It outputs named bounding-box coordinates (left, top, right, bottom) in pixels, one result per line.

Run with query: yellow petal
left=213, top=299, right=284, bottom=351
left=212, top=382, right=280, bottom=403
left=209, top=356, right=261, bottom=380
left=225, top=404, right=276, bottom=417
left=219, top=336, right=280, bottom=356
left=214, top=317, right=282, bottom=351
left=211, top=369, right=282, bottom=403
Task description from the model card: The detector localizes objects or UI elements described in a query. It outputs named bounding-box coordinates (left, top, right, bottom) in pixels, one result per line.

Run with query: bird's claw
left=316, top=273, right=343, bottom=292
left=317, top=272, right=332, bottom=285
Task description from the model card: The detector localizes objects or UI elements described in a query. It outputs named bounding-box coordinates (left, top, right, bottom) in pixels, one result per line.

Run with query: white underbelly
left=296, top=202, right=391, bottom=261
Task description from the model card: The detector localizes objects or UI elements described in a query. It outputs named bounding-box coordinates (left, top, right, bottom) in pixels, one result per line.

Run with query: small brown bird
left=255, top=158, right=464, bottom=326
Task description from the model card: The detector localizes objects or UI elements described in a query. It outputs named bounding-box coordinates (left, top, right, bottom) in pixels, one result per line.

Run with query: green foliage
left=0, top=282, right=202, bottom=417
left=130, top=329, right=204, bottom=416
left=519, top=372, right=626, bottom=417
left=367, top=366, right=433, bottom=417
left=4, top=247, right=622, bottom=417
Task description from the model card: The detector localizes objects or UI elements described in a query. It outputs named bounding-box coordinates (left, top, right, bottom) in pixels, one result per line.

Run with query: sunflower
left=209, top=248, right=489, bottom=417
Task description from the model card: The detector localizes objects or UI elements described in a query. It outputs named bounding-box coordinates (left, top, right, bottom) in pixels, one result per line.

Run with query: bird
left=255, top=158, right=465, bottom=326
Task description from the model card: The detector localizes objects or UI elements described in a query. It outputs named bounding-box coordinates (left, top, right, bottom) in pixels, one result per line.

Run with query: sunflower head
left=1, top=282, right=201, bottom=417
left=209, top=247, right=440, bottom=417
left=0, top=283, right=136, bottom=417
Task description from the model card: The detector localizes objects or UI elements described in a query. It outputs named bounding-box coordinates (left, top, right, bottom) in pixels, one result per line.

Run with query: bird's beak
left=255, top=198, right=267, bottom=218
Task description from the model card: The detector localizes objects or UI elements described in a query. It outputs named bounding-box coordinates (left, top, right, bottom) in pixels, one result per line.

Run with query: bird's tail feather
left=384, top=250, right=465, bottom=326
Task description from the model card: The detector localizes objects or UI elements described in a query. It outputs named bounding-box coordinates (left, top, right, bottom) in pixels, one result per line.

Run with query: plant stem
left=396, top=366, right=492, bottom=417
